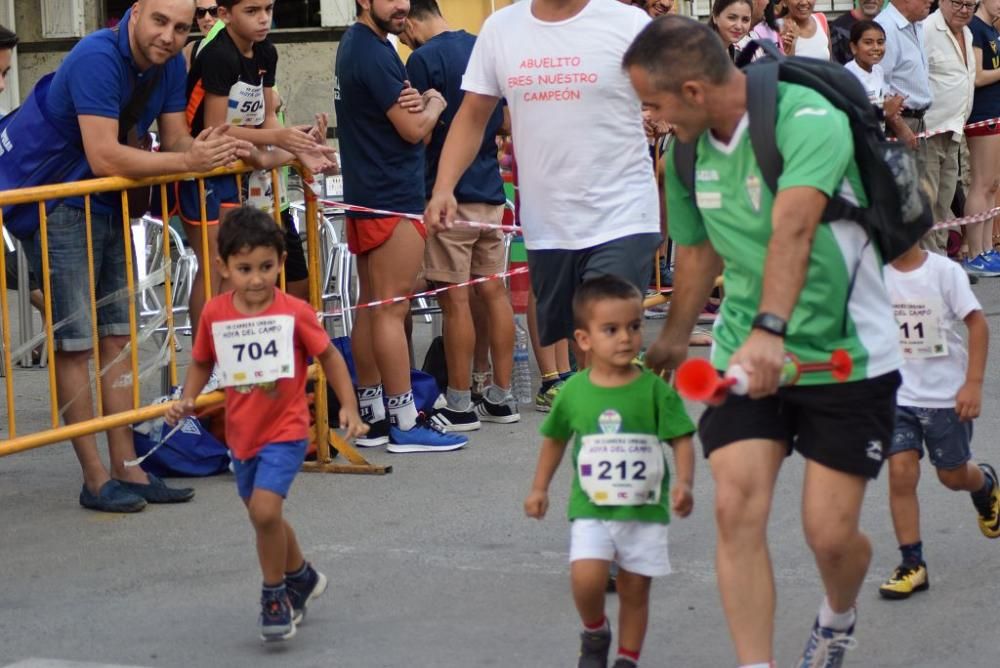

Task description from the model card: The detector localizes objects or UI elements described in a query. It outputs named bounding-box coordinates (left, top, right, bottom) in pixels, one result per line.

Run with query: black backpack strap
left=734, top=38, right=783, bottom=68
left=745, top=60, right=782, bottom=195
left=672, top=139, right=697, bottom=197
left=118, top=68, right=162, bottom=144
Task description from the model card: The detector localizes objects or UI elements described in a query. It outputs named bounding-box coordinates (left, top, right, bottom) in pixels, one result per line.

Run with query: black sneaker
left=429, top=407, right=481, bottom=432
left=976, top=463, right=1000, bottom=538
left=285, top=563, right=328, bottom=625
left=79, top=480, right=146, bottom=513
left=474, top=397, right=521, bottom=424
left=579, top=628, right=612, bottom=668
left=115, top=474, right=194, bottom=504
left=612, top=660, right=637, bottom=668
left=259, top=591, right=296, bottom=642
left=355, top=418, right=390, bottom=447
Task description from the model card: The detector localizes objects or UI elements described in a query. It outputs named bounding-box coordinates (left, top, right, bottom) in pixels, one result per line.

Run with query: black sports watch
left=751, top=312, right=787, bottom=338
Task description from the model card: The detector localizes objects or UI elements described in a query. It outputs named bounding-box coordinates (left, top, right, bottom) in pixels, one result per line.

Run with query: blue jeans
left=890, top=405, right=973, bottom=470
left=23, top=204, right=135, bottom=352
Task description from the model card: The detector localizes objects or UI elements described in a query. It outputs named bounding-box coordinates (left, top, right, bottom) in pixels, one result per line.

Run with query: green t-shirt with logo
left=540, top=369, right=695, bottom=525
left=665, top=82, right=902, bottom=385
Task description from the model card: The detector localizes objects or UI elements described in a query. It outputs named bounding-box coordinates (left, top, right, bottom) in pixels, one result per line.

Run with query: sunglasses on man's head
left=195, top=6, right=219, bottom=19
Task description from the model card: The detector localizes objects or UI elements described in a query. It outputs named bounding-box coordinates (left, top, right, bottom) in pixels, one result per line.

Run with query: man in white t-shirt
left=922, top=0, right=974, bottom=256
left=424, top=0, right=660, bottom=353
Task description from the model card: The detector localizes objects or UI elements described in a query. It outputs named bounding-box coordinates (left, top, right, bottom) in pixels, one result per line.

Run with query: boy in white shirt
left=879, top=241, right=1000, bottom=601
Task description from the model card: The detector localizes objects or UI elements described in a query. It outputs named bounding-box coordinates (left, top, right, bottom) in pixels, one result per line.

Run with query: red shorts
left=965, top=121, right=1000, bottom=138
left=346, top=216, right=427, bottom=255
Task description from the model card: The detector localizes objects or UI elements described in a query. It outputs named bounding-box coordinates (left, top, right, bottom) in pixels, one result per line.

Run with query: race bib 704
left=211, top=315, right=295, bottom=387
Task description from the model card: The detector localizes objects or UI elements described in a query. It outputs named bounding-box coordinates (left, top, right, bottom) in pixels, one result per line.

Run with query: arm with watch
left=729, top=185, right=828, bottom=399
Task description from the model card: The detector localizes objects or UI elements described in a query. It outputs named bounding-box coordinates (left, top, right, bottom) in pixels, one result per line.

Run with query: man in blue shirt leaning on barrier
left=0, top=0, right=251, bottom=513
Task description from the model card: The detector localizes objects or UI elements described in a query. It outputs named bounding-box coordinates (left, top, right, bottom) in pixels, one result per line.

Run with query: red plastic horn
left=675, top=349, right=854, bottom=404
left=797, top=348, right=854, bottom=382
left=674, top=358, right=735, bottom=404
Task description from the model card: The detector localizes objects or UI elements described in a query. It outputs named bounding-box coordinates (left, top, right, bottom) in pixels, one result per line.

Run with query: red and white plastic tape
left=318, top=199, right=523, bottom=234
left=320, top=266, right=528, bottom=317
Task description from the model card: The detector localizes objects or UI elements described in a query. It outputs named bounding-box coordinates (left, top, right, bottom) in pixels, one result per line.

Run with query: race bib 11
left=212, top=314, right=295, bottom=388
left=577, top=433, right=665, bottom=506
left=893, top=299, right=948, bottom=359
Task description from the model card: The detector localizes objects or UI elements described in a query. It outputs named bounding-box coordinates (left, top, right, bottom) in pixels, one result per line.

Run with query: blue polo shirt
left=45, top=8, right=187, bottom=215
left=406, top=30, right=504, bottom=205
left=334, top=23, right=425, bottom=218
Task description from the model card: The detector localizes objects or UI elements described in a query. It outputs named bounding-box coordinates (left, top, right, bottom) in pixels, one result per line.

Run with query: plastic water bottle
left=512, top=314, right=533, bottom=405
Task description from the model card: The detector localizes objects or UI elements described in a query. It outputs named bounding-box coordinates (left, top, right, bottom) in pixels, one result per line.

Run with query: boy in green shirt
left=524, top=275, right=696, bottom=668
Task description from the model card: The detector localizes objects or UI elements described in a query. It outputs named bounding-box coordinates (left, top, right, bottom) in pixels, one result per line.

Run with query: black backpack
left=673, top=39, right=932, bottom=264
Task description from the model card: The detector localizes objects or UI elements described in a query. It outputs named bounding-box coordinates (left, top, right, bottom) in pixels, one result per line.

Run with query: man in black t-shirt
left=830, top=0, right=882, bottom=64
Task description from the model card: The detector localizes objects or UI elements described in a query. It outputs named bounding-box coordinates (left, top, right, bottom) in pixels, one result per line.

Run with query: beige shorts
left=424, top=202, right=506, bottom=284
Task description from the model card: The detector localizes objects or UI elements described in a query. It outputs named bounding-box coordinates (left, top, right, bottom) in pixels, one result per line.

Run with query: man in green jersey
left=624, top=16, right=902, bottom=668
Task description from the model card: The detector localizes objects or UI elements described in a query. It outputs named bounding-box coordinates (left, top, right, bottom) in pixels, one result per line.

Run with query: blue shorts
left=23, top=204, right=135, bottom=352
left=889, top=406, right=973, bottom=470
left=232, top=439, right=307, bottom=500
left=155, top=175, right=240, bottom=225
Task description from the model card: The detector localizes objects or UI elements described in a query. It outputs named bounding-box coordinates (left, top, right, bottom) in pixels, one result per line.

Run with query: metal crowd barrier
left=0, top=162, right=388, bottom=475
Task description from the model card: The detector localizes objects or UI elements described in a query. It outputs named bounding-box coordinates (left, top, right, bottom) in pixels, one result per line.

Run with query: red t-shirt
left=192, top=289, right=331, bottom=460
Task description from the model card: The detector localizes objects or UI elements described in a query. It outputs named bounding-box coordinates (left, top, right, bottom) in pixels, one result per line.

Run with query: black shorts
left=526, top=233, right=660, bottom=346
left=281, top=209, right=308, bottom=283
left=699, top=371, right=901, bottom=479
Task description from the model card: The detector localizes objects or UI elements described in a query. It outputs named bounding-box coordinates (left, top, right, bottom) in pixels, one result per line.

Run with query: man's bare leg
left=709, top=438, right=786, bottom=665
left=55, top=348, right=113, bottom=495
left=367, top=223, right=424, bottom=397
left=477, top=278, right=514, bottom=391
left=801, top=461, right=870, bottom=616
left=438, top=285, right=474, bottom=395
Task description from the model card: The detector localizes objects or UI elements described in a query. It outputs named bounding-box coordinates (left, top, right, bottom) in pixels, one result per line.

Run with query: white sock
left=818, top=597, right=856, bottom=631
left=357, top=385, right=386, bottom=423
left=738, top=663, right=772, bottom=668
left=387, top=391, right=418, bottom=431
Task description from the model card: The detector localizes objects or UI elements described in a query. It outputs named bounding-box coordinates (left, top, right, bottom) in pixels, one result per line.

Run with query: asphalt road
left=2, top=285, right=999, bottom=668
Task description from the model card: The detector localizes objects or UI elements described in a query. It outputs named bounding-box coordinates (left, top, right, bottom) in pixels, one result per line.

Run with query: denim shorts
left=232, top=439, right=307, bottom=500
left=889, top=405, right=973, bottom=470
left=23, top=204, right=136, bottom=352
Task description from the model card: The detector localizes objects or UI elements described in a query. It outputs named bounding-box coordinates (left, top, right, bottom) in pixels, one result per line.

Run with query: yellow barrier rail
left=0, top=162, right=389, bottom=475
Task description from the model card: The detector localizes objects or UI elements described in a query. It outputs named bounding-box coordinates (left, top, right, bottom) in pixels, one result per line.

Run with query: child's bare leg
left=936, top=461, right=985, bottom=492
left=888, top=451, right=922, bottom=547
left=571, top=559, right=610, bottom=626
left=247, top=489, right=287, bottom=584
left=283, top=519, right=306, bottom=575
left=616, top=568, right=652, bottom=660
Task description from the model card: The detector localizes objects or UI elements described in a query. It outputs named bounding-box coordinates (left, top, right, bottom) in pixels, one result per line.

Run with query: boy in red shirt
left=166, top=207, right=366, bottom=642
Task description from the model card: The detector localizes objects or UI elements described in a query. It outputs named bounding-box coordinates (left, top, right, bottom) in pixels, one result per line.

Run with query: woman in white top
left=780, top=0, right=831, bottom=59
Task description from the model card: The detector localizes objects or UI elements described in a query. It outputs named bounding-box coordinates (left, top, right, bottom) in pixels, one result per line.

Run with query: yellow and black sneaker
left=976, top=463, right=1000, bottom=538
left=878, top=562, right=929, bottom=600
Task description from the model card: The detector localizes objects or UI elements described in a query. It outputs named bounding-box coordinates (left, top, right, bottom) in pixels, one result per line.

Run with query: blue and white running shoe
left=794, top=617, right=858, bottom=668
left=963, top=254, right=1000, bottom=277
left=387, top=417, right=468, bottom=453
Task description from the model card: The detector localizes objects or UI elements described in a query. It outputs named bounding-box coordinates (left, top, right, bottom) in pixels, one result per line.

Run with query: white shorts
left=569, top=519, right=671, bottom=578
